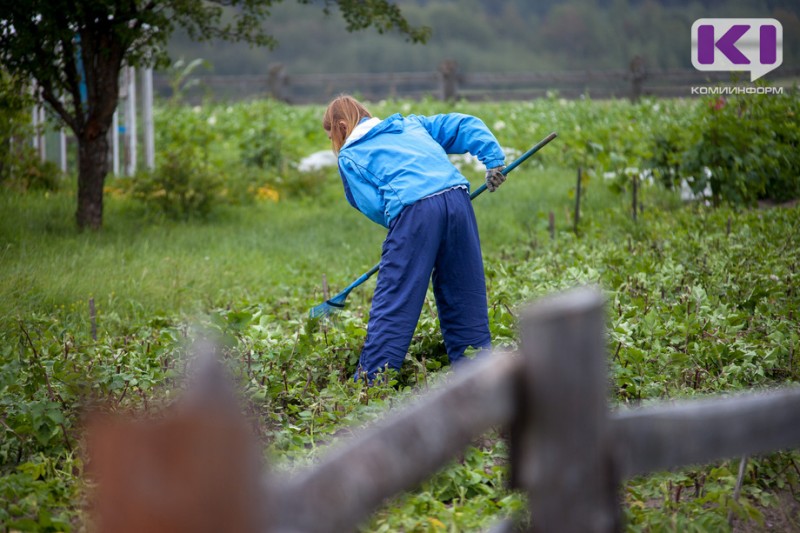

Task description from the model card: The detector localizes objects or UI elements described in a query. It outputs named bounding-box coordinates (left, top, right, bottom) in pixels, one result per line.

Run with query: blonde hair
left=322, top=95, right=372, bottom=153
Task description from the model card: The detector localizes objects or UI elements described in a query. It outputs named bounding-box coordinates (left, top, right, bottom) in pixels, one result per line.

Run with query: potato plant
left=1, top=95, right=799, bottom=531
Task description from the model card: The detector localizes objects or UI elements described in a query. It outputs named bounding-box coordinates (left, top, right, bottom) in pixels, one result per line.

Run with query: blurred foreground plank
left=86, top=343, right=265, bottom=533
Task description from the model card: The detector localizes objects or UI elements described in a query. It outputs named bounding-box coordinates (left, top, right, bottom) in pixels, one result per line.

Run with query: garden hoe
left=309, top=131, right=558, bottom=319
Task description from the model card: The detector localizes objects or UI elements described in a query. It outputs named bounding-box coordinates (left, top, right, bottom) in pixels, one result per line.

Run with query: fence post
left=87, top=341, right=267, bottom=533
left=125, top=66, right=137, bottom=176
left=268, top=63, right=289, bottom=102
left=33, top=102, right=47, bottom=163
left=629, top=55, right=647, bottom=102
left=438, top=59, right=459, bottom=101
left=59, top=126, right=67, bottom=173
left=574, top=167, right=582, bottom=234
left=511, top=286, right=619, bottom=533
left=111, top=110, right=119, bottom=176
left=142, top=67, right=155, bottom=170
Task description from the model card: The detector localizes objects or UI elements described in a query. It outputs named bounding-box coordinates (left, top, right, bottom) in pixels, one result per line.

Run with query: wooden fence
left=154, top=61, right=800, bottom=104
left=91, top=287, right=800, bottom=532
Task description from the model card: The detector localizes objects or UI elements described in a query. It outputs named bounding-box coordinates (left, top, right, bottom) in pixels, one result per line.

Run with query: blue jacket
left=337, top=113, right=505, bottom=228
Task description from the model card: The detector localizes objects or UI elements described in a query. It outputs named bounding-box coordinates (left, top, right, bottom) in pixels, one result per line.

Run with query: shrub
left=646, top=117, right=693, bottom=192
left=2, top=153, right=62, bottom=193
left=680, top=86, right=800, bottom=205
left=240, top=122, right=285, bottom=172
left=130, top=150, right=222, bottom=220
left=272, top=166, right=336, bottom=199
left=0, top=73, right=62, bottom=192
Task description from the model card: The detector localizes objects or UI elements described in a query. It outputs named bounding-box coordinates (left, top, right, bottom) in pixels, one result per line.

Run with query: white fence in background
left=31, top=66, right=155, bottom=176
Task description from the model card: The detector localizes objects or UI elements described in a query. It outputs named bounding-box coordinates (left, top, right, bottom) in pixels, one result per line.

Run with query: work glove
left=485, top=166, right=506, bottom=192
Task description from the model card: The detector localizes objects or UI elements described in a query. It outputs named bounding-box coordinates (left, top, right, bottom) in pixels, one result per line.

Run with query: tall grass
left=3, top=160, right=797, bottom=532
left=0, top=165, right=650, bottom=332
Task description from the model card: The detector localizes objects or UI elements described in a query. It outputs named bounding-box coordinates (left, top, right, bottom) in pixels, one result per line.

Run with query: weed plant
left=1, top=94, right=799, bottom=531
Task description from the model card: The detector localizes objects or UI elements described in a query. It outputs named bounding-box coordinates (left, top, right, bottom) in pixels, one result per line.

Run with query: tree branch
left=38, top=86, right=79, bottom=135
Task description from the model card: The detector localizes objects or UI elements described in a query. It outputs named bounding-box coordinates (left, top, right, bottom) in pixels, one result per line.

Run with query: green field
left=1, top=96, right=799, bottom=531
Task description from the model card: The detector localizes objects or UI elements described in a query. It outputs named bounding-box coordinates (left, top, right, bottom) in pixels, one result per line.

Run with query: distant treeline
left=167, top=0, right=800, bottom=76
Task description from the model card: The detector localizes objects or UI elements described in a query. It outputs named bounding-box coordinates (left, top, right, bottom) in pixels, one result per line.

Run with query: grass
left=4, top=91, right=800, bottom=531
left=2, top=166, right=799, bottom=532
left=1, top=165, right=636, bottom=328
left=1, top=182, right=373, bottom=322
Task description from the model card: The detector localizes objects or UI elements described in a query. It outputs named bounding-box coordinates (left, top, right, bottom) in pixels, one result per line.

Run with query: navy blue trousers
left=357, top=187, right=491, bottom=378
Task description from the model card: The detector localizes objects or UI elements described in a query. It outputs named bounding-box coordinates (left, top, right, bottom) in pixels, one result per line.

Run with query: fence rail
left=154, top=62, right=800, bottom=103
left=615, top=387, right=800, bottom=479
left=91, top=287, right=800, bottom=532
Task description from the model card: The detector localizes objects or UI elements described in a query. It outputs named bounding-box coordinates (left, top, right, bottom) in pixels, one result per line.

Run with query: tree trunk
left=76, top=127, right=110, bottom=230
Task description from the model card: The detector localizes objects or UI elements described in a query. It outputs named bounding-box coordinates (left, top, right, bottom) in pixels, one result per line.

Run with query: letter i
left=760, top=25, right=777, bottom=65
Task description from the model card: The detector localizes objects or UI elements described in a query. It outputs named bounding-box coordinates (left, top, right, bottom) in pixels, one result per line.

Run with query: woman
left=323, top=95, right=506, bottom=380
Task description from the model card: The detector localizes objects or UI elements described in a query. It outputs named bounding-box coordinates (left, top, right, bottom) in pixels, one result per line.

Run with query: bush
left=130, top=150, right=222, bottom=220
left=646, top=116, right=693, bottom=192
left=2, top=153, right=62, bottom=193
left=0, top=73, right=62, bottom=192
left=240, top=122, right=285, bottom=172
left=273, top=166, right=336, bottom=199
left=680, top=86, right=800, bottom=205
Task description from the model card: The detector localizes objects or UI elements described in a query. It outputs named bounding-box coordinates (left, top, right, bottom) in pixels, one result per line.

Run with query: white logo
left=691, top=18, right=783, bottom=81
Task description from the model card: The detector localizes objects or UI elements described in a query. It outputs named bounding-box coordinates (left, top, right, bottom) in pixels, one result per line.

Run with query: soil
left=757, top=198, right=800, bottom=209
left=732, top=490, right=800, bottom=532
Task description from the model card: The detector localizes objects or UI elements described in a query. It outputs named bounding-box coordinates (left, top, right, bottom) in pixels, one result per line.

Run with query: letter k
left=697, top=24, right=750, bottom=65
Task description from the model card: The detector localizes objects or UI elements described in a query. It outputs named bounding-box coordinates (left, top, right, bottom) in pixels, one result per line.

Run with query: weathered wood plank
left=512, top=286, right=619, bottom=533
left=292, top=72, right=438, bottom=85
left=613, top=387, right=800, bottom=479
left=271, top=352, right=521, bottom=533
left=465, top=71, right=628, bottom=86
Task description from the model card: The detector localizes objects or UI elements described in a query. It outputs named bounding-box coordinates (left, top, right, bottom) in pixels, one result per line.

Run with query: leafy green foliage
left=0, top=454, right=81, bottom=532
left=124, top=101, right=225, bottom=219
left=241, top=122, right=285, bottom=172
left=2, top=96, right=799, bottom=531
left=0, top=0, right=427, bottom=229
left=164, top=57, right=214, bottom=104
left=646, top=111, right=695, bottom=192
left=1, top=155, right=62, bottom=194
left=0, top=72, right=62, bottom=193
left=118, top=92, right=797, bottom=214
left=130, top=151, right=222, bottom=220
left=681, top=87, right=800, bottom=205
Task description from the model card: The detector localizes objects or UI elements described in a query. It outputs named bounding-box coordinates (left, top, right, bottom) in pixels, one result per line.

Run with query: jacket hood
left=343, top=113, right=405, bottom=149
